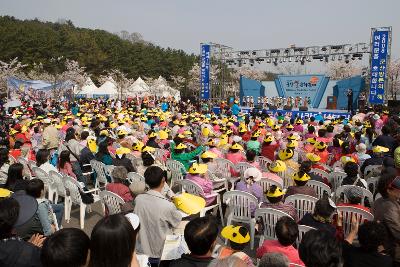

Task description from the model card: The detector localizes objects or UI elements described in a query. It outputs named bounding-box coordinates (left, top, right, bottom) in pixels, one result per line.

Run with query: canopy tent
left=151, top=76, right=181, bottom=101
left=95, top=78, right=118, bottom=98
left=126, top=77, right=151, bottom=97
left=75, top=77, right=98, bottom=97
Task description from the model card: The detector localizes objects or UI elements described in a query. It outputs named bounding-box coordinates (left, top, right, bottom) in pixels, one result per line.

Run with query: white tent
left=95, top=78, right=118, bottom=98
left=75, top=77, right=98, bottom=97
left=126, top=77, right=151, bottom=97
left=152, top=76, right=181, bottom=101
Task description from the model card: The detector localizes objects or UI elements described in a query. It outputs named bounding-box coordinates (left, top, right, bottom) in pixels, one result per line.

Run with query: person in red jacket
left=314, top=141, right=329, bottom=164
left=261, top=135, right=280, bottom=161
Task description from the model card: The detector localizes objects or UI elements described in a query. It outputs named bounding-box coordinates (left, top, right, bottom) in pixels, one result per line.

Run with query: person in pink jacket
left=225, top=143, right=246, bottom=176
left=186, top=163, right=216, bottom=206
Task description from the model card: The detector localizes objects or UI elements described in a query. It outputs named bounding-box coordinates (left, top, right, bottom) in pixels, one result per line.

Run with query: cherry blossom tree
left=99, top=69, right=133, bottom=100
left=0, top=58, right=27, bottom=97
left=326, top=61, right=362, bottom=80
left=387, top=59, right=400, bottom=100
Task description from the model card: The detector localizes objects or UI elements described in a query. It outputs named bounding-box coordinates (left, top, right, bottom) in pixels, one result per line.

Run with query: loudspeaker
left=299, top=106, right=308, bottom=111
left=283, top=105, right=292, bottom=111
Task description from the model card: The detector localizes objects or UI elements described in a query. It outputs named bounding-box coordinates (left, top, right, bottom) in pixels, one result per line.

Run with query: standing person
left=41, top=118, right=59, bottom=152
left=134, top=166, right=182, bottom=265
left=346, top=88, right=353, bottom=113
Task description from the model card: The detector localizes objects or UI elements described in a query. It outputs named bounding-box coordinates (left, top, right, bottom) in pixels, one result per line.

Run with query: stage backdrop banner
left=200, top=44, right=211, bottom=100
left=275, top=75, right=329, bottom=108
left=369, top=28, right=390, bottom=104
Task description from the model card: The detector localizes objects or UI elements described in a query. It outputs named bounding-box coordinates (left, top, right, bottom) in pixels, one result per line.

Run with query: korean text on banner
left=200, top=44, right=210, bottom=100
left=369, top=29, right=389, bottom=104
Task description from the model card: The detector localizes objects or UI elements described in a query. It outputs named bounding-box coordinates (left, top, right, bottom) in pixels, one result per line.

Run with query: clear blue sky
left=1, top=0, right=398, bottom=58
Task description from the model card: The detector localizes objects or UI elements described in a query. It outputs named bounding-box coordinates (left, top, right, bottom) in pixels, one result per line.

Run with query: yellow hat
left=252, top=130, right=261, bottom=138
left=264, top=135, right=274, bottom=143
left=219, top=134, right=228, bottom=146
left=173, top=192, right=206, bottom=215
left=287, top=133, right=299, bottom=141
left=189, top=163, right=208, bottom=174
left=87, top=136, right=98, bottom=153
left=140, top=116, right=148, bottom=122
left=292, top=172, right=311, bottom=182
left=148, top=132, right=158, bottom=138
left=179, top=121, right=187, bottom=126
left=306, top=153, right=321, bottom=162
left=258, top=122, right=266, bottom=127
left=268, top=160, right=286, bottom=172
left=55, top=124, right=62, bottom=129
left=183, top=130, right=192, bottom=136
left=295, top=119, right=304, bottom=124
left=286, top=124, right=294, bottom=129
left=231, top=143, right=244, bottom=150
left=100, top=129, right=109, bottom=136
left=142, top=146, right=155, bottom=153
left=226, top=129, right=233, bottom=136
left=341, top=156, right=356, bottom=164
left=202, top=127, right=211, bottom=136
left=207, top=139, right=217, bottom=146
left=306, top=137, right=317, bottom=144
left=116, top=147, right=131, bottom=156
left=278, top=149, right=294, bottom=160
left=177, top=134, right=185, bottom=139
left=117, top=129, right=128, bottom=136
left=272, top=125, right=280, bottom=131
left=266, top=186, right=285, bottom=198
left=314, top=141, right=327, bottom=150
left=238, top=125, right=247, bottom=133
left=132, top=141, right=144, bottom=151
left=201, top=151, right=217, bottom=159
left=175, top=143, right=187, bottom=150
left=9, top=129, right=18, bottom=135
left=158, top=130, right=168, bottom=140
left=286, top=140, right=298, bottom=149
left=109, top=121, right=117, bottom=129
left=372, top=145, right=389, bottom=153
left=0, top=188, right=12, bottom=198
left=221, top=225, right=250, bottom=244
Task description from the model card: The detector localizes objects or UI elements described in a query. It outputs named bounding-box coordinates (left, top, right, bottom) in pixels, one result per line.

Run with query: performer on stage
left=346, top=88, right=353, bottom=113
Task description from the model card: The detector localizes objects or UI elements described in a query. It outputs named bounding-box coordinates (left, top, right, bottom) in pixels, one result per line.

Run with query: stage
left=212, top=106, right=351, bottom=120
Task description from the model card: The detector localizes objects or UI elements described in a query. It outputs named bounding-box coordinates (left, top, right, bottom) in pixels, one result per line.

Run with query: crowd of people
left=1, top=97, right=400, bottom=267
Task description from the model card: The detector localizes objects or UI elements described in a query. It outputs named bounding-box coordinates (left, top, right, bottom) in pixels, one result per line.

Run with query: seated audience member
left=4, top=163, right=29, bottom=192
left=381, top=157, right=396, bottom=174
left=186, top=163, right=216, bottom=205
left=372, top=175, right=400, bottom=265
left=260, top=185, right=297, bottom=221
left=89, top=213, right=141, bottom=267
left=106, top=166, right=133, bottom=203
left=341, top=161, right=367, bottom=188
left=285, top=171, right=317, bottom=198
left=257, top=216, right=304, bottom=266
left=299, top=230, right=342, bottom=267
left=25, top=179, right=64, bottom=236
left=343, top=220, right=393, bottom=267
left=170, top=216, right=218, bottom=267
left=209, top=256, right=248, bottom=267
left=264, top=160, right=285, bottom=185
left=41, top=228, right=90, bottom=267
left=313, top=141, right=329, bottom=164
left=300, top=160, right=329, bottom=186
left=299, top=195, right=343, bottom=239
left=0, top=193, right=43, bottom=267
left=226, top=143, right=246, bottom=176
left=134, top=166, right=182, bottom=264
left=354, top=143, right=371, bottom=166
left=171, top=142, right=204, bottom=170
left=259, top=253, right=289, bottom=267
left=246, top=149, right=260, bottom=169
left=278, top=149, right=299, bottom=172
left=360, top=145, right=388, bottom=175
left=95, top=140, right=113, bottom=165
left=218, top=225, right=254, bottom=266
left=338, top=186, right=370, bottom=212
left=36, top=148, right=58, bottom=174
left=235, top=168, right=263, bottom=213
left=58, top=150, right=77, bottom=179
left=261, top=134, right=280, bottom=161
left=9, top=140, right=23, bottom=159
left=112, top=147, right=136, bottom=173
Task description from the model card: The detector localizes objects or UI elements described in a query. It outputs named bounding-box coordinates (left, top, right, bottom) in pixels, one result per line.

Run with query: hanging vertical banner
left=200, top=44, right=211, bottom=99
left=369, top=28, right=390, bottom=104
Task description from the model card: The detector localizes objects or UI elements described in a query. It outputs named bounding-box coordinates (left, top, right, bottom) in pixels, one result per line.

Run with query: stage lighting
left=288, top=57, right=292, bottom=62
left=331, top=55, right=335, bottom=60
left=252, top=51, right=257, bottom=55
left=279, top=58, right=283, bottom=63
left=295, top=56, right=299, bottom=62
left=283, top=58, right=286, bottom=62
left=338, top=55, right=343, bottom=60
left=266, top=58, right=271, bottom=63
left=325, top=56, right=329, bottom=63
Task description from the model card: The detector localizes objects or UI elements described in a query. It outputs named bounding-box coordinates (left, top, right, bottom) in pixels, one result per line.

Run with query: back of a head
left=144, top=166, right=166, bottom=189
left=314, top=195, right=335, bottom=219
left=300, top=161, right=312, bottom=173
left=343, top=161, right=358, bottom=177
left=184, top=216, right=218, bottom=256
left=25, top=179, right=44, bottom=199
left=259, top=252, right=289, bottom=267
left=41, top=228, right=90, bottom=267
left=89, top=214, right=136, bottom=267
left=275, top=216, right=299, bottom=246
left=358, top=221, right=388, bottom=253
left=0, top=198, right=19, bottom=239
left=246, top=149, right=256, bottom=161
left=377, top=172, right=396, bottom=199
left=299, top=230, right=342, bottom=267
left=209, top=256, right=247, bottom=267
left=318, top=128, right=326, bottom=137
left=141, top=151, right=155, bottom=167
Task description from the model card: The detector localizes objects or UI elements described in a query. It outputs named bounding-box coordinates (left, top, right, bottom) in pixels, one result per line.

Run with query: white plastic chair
left=178, top=179, right=224, bottom=224
left=310, top=168, right=330, bottom=183
left=214, top=158, right=237, bottom=190
left=335, top=185, right=374, bottom=206
left=166, top=159, right=186, bottom=187
left=284, top=194, right=319, bottom=220
left=207, top=170, right=228, bottom=193
left=255, top=208, right=293, bottom=242
left=337, top=206, right=374, bottom=236
left=307, top=180, right=332, bottom=199
left=296, top=225, right=316, bottom=248
left=32, top=167, right=56, bottom=201
left=99, top=190, right=125, bottom=215
left=104, top=165, right=115, bottom=182
left=367, top=176, right=380, bottom=196
left=28, top=160, right=37, bottom=177
left=17, top=156, right=33, bottom=179
left=127, top=172, right=145, bottom=184
left=364, top=165, right=382, bottom=179
left=48, top=171, right=67, bottom=204
left=283, top=166, right=297, bottom=188
left=236, top=162, right=254, bottom=179
left=330, top=171, right=347, bottom=192
left=126, top=154, right=142, bottom=169
left=223, top=190, right=258, bottom=250
left=90, top=160, right=109, bottom=189
left=154, top=148, right=168, bottom=165
left=256, top=178, right=283, bottom=193
left=64, top=175, right=101, bottom=229
left=9, top=155, right=17, bottom=164
left=256, top=156, right=272, bottom=172
left=332, top=160, right=342, bottom=170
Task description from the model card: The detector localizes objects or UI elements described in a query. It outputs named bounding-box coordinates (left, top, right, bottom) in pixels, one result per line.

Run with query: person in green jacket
left=246, top=130, right=261, bottom=155
left=171, top=142, right=204, bottom=170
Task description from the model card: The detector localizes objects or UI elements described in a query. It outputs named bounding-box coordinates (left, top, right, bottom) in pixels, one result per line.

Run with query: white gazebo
left=75, top=77, right=98, bottom=98
left=151, top=76, right=181, bottom=101
left=126, top=77, right=151, bottom=97
left=95, top=78, right=118, bottom=98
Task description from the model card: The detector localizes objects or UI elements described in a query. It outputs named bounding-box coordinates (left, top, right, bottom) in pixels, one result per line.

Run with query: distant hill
left=0, top=16, right=197, bottom=81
